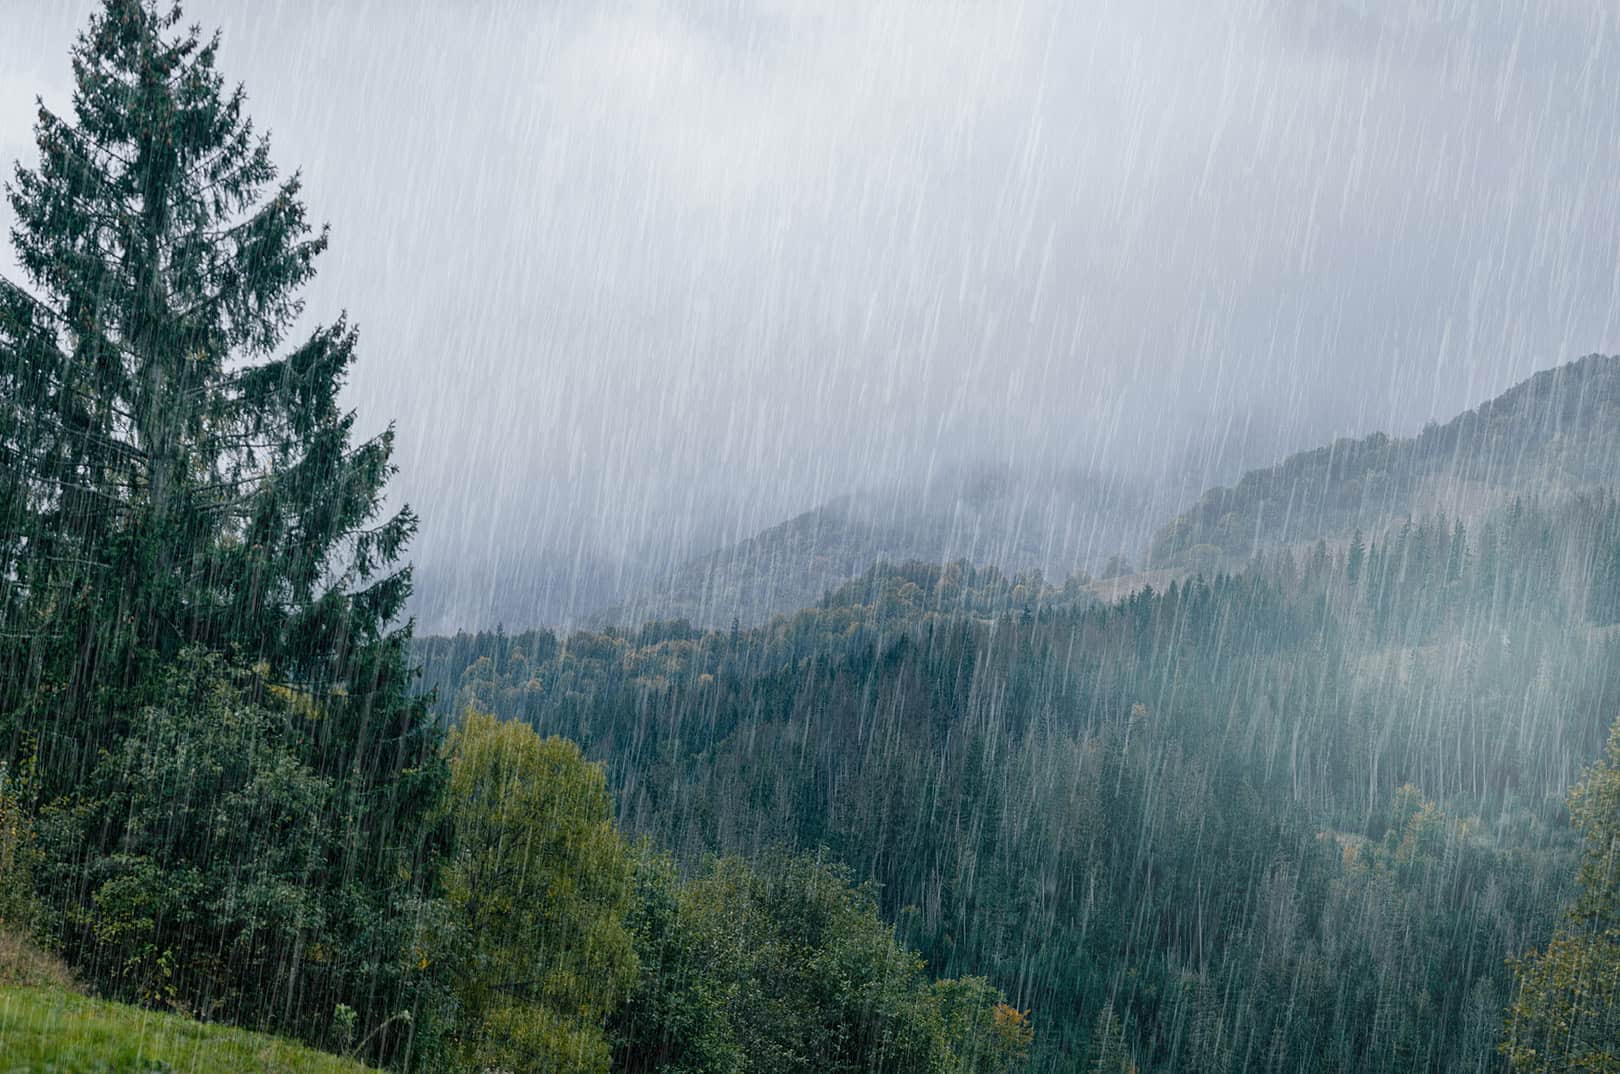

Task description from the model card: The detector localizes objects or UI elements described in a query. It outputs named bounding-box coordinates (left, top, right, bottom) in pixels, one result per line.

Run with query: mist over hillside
left=591, top=464, right=1169, bottom=628
left=1151, top=354, right=1620, bottom=570
left=404, top=411, right=1294, bottom=633
left=483, top=356, right=1620, bottom=634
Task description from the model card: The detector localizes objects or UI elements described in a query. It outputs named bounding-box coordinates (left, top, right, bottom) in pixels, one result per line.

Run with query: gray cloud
left=4, top=0, right=1618, bottom=629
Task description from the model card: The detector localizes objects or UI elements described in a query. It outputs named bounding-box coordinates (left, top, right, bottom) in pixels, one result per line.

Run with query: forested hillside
left=418, top=490, right=1620, bottom=1071
left=1150, top=355, right=1620, bottom=569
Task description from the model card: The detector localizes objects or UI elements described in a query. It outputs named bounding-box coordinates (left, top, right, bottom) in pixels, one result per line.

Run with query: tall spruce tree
left=0, top=1, right=443, bottom=1060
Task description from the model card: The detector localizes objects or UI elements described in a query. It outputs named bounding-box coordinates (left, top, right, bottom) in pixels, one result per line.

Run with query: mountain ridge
left=516, top=356, right=1620, bottom=635
left=1148, top=354, right=1620, bottom=568
left=591, top=464, right=1167, bottom=628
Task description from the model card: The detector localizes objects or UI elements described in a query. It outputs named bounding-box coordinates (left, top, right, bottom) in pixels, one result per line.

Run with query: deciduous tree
left=1504, top=715, right=1620, bottom=1073
left=442, top=711, right=636, bottom=1074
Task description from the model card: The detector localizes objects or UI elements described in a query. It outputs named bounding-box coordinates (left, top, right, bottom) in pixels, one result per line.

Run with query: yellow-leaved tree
left=442, top=710, right=637, bottom=1074
left=1503, top=714, right=1620, bottom=1073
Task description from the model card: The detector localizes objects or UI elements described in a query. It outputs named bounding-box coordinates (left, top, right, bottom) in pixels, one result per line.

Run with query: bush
left=667, top=852, right=1030, bottom=1074
left=38, top=652, right=333, bottom=1018
left=611, top=846, right=744, bottom=1074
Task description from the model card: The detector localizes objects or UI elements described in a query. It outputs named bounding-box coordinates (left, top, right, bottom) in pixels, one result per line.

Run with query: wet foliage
left=421, top=493, right=1620, bottom=1071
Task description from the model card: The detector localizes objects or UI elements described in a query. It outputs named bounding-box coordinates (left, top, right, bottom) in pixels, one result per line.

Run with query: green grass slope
left=0, top=985, right=376, bottom=1074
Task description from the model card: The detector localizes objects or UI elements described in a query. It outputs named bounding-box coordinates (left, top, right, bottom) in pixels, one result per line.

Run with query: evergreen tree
left=1593, top=518, right=1620, bottom=626
left=0, top=1, right=441, bottom=1060
left=1445, top=518, right=1467, bottom=585
left=1088, top=1001, right=1132, bottom=1074
left=1, top=0, right=425, bottom=787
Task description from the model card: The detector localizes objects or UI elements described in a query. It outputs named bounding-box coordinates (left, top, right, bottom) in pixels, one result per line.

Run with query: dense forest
left=2, top=3, right=1618, bottom=1074
left=418, top=492, right=1620, bottom=1071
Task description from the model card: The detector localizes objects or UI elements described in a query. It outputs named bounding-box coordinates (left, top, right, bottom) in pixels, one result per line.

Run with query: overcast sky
left=5, top=1, right=1619, bottom=628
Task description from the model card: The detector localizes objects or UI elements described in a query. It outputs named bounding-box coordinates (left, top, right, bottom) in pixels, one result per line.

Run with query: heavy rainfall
left=0, top=1, right=1617, bottom=1072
